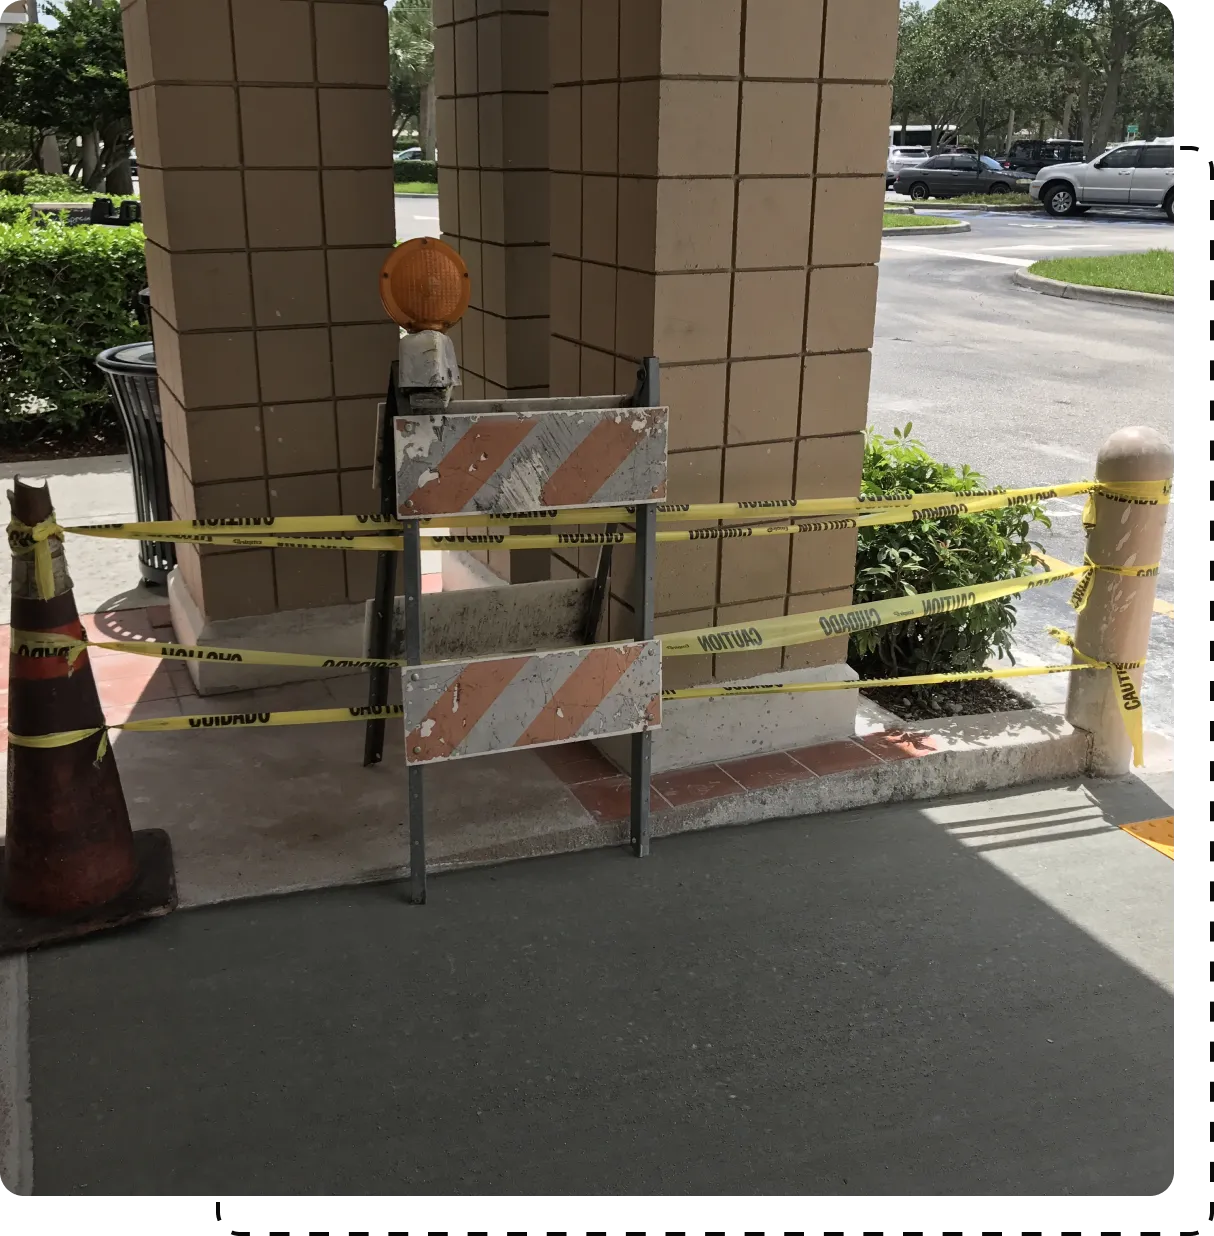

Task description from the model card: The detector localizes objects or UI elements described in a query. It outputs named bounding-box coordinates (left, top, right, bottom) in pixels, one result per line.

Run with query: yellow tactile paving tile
left=1120, top=816, right=1173, bottom=860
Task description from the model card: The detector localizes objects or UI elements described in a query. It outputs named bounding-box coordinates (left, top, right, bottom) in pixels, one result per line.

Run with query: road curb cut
left=882, top=220, right=972, bottom=236
left=1012, top=268, right=1174, bottom=314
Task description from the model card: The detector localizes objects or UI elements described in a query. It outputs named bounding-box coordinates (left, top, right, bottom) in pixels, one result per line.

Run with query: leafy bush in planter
left=848, top=426, right=1050, bottom=679
left=21, top=173, right=99, bottom=201
left=393, top=158, right=437, bottom=184
left=0, top=215, right=147, bottom=451
left=0, top=194, right=31, bottom=224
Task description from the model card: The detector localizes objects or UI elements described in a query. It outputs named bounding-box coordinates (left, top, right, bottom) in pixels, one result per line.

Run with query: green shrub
left=0, top=170, right=31, bottom=194
left=0, top=216, right=147, bottom=451
left=393, top=158, right=437, bottom=184
left=21, top=172, right=93, bottom=201
left=0, top=194, right=31, bottom=224
left=848, top=426, right=1050, bottom=679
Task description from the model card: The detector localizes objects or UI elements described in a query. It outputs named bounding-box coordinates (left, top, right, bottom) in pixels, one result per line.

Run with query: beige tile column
left=122, top=0, right=397, bottom=637
left=433, top=0, right=551, bottom=582
left=546, top=0, right=897, bottom=692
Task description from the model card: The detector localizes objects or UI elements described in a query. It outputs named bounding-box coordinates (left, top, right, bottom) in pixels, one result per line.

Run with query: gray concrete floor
left=24, top=777, right=1172, bottom=1196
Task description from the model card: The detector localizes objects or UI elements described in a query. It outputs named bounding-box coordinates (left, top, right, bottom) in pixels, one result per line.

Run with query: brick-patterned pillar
left=122, top=0, right=397, bottom=648
left=546, top=0, right=897, bottom=697
left=433, top=0, right=551, bottom=583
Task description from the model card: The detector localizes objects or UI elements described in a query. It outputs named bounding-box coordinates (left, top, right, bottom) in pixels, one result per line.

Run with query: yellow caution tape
left=663, top=660, right=1099, bottom=701
left=661, top=566, right=1089, bottom=659
left=8, top=726, right=110, bottom=764
left=7, top=517, right=60, bottom=600
left=10, top=630, right=410, bottom=672
left=1068, top=555, right=1161, bottom=613
left=24, top=480, right=1116, bottom=547
left=1048, top=627, right=1146, bottom=766
left=8, top=705, right=405, bottom=749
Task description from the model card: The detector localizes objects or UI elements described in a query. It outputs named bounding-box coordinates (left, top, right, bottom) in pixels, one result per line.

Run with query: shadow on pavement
left=26, top=783, right=1172, bottom=1196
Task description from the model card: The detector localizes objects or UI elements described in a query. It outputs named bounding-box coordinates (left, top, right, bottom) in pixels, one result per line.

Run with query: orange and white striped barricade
left=366, top=356, right=668, bottom=904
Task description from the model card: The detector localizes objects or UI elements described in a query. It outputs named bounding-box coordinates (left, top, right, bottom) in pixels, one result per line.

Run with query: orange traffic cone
left=1, top=478, right=175, bottom=953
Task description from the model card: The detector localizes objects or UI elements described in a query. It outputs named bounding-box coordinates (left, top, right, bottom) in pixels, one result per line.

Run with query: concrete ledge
left=896, top=201, right=1040, bottom=213
left=595, top=664, right=859, bottom=774
left=1012, top=267, right=1174, bottom=313
left=652, top=708, right=1088, bottom=841
left=168, top=568, right=371, bottom=695
left=883, top=220, right=971, bottom=236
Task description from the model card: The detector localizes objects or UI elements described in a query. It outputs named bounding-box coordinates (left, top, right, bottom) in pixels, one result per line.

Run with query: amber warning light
left=379, top=236, right=470, bottom=332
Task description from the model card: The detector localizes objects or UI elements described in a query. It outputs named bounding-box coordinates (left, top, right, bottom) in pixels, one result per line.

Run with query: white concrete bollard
left=1064, top=426, right=1172, bottom=776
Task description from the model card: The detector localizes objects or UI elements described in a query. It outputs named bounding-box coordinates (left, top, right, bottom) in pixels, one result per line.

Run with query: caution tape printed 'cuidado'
left=5, top=478, right=1170, bottom=552
left=7, top=705, right=408, bottom=760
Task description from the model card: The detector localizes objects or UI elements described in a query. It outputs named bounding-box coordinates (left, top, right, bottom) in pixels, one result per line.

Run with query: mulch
left=861, top=678, right=1033, bottom=722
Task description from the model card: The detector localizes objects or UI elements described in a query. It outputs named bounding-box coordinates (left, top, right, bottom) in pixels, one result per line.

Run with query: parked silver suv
left=1029, top=141, right=1174, bottom=220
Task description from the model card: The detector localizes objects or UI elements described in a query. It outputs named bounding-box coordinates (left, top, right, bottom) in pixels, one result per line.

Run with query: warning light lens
left=379, top=236, right=471, bottom=332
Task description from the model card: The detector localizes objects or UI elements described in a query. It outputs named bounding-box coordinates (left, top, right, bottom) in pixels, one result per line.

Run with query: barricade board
left=403, top=640, right=661, bottom=765
left=394, top=404, right=669, bottom=517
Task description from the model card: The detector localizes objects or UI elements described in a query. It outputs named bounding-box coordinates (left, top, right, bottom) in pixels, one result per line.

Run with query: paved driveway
left=874, top=210, right=1173, bottom=734
left=23, top=779, right=1171, bottom=1195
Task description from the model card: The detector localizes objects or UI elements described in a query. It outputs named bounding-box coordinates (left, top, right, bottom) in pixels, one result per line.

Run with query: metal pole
left=629, top=357, right=659, bottom=857
left=363, top=371, right=401, bottom=767
left=403, top=516, right=426, bottom=903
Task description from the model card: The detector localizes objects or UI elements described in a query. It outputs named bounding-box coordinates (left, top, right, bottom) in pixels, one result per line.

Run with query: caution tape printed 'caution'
left=6, top=479, right=1169, bottom=553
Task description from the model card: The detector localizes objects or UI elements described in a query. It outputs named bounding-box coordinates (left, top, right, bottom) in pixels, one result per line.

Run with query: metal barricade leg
left=630, top=356, right=659, bottom=858
left=363, top=373, right=401, bottom=767
left=630, top=499, right=656, bottom=858
left=402, top=517, right=426, bottom=903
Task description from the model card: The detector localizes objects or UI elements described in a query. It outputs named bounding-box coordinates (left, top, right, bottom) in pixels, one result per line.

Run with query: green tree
left=390, top=0, right=435, bottom=159
left=1046, top=0, right=1173, bottom=158
left=0, top=0, right=131, bottom=192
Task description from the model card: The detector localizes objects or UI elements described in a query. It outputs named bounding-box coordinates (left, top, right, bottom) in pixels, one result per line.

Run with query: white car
left=1029, top=141, right=1173, bottom=220
left=886, top=145, right=930, bottom=188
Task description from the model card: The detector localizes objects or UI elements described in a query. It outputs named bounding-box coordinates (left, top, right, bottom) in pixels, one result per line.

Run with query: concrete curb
left=183, top=705, right=1089, bottom=902
left=1012, top=267, right=1174, bottom=314
left=905, top=202, right=1040, bottom=213
left=882, top=220, right=972, bottom=236
left=394, top=191, right=439, bottom=199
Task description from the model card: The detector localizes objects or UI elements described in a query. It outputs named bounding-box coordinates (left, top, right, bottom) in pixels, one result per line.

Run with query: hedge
left=0, top=215, right=147, bottom=451
left=394, top=158, right=437, bottom=184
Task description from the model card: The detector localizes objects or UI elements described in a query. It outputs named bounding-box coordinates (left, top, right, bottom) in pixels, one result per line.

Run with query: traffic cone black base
left=0, top=828, right=176, bottom=956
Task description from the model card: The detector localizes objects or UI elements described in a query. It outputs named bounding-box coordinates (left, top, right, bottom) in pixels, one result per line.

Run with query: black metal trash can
left=95, top=342, right=176, bottom=587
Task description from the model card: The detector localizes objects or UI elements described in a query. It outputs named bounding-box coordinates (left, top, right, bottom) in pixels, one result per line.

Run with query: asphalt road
left=395, top=190, right=440, bottom=243
left=874, top=208, right=1174, bottom=734
left=395, top=194, right=1174, bottom=734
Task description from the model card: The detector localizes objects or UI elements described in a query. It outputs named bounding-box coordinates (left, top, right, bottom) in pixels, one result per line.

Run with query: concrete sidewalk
left=11, top=775, right=1172, bottom=1196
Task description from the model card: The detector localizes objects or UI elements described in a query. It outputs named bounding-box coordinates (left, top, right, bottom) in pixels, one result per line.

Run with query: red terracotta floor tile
left=570, top=776, right=670, bottom=822
left=857, top=730, right=939, bottom=762
left=790, top=739, right=882, bottom=776
left=146, top=604, right=173, bottom=630
left=538, top=740, right=618, bottom=785
left=421, top=573, right=442, bottom=594
left=652, top=764, right=742, bottom=807
left=89, top=650, right=165, bottom=685
left=718, top=750, right=815, bottom=791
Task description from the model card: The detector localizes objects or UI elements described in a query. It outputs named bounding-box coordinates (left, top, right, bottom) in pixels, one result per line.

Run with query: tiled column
left=546, top=0, right=897, bottom=692
left=122, top=0, right=397, bottom=638
left=433, top=0, right=551, bottom=583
